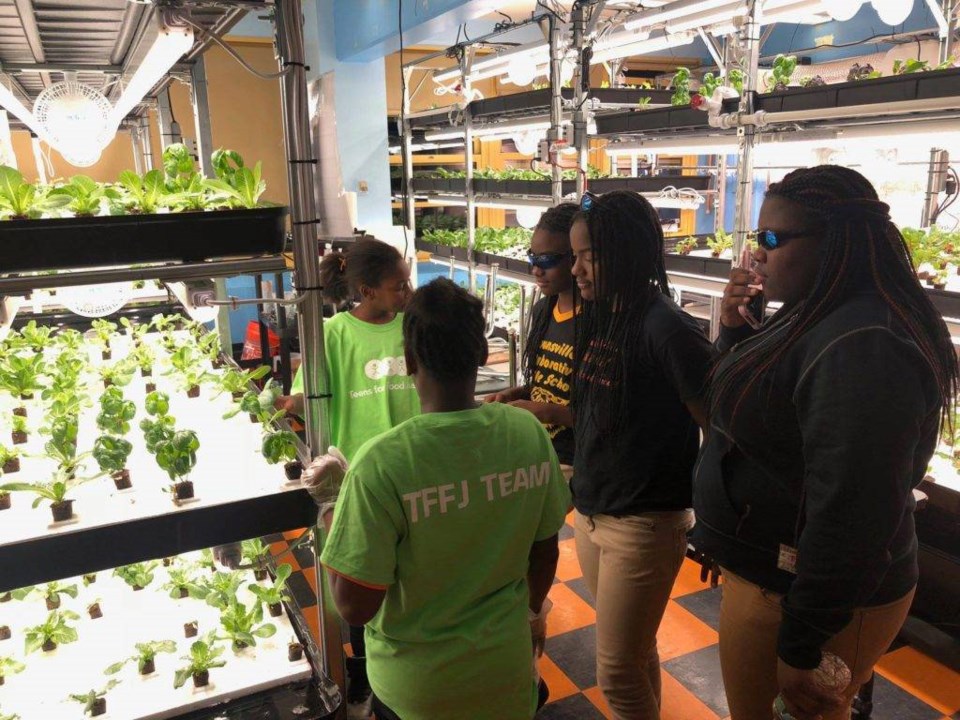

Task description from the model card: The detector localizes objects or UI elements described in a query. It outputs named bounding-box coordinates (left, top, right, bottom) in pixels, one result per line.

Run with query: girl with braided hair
left=694, top=165, right=958, bottom=720
left=569, top=190, right=714, bottom=719
left=485, top=202, right=579, bottom=475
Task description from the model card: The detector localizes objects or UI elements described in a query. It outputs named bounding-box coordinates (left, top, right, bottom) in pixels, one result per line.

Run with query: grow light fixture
left=591, top=30, right=697, bottom=64
left=606, top=135, right=739, bottom=156
left=108, top=17, right=194, bottom=129
left=623, top=0, right=740, bottom=31
left=432, top=41, right=550, bottom=85
left=424, top=118, right=564, bottom=142
left=0, top=76, right=48, bottom=140
left=387, top=140, right=465, bottom=154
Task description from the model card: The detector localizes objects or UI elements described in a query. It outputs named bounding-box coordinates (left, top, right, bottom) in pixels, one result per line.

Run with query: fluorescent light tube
left=606, top=136, right=739, bottom=155
left=109, top=20, right=194, bottom=129
left=591, top=31, right=696, bottom=65
left=0, top=77, right=48, bottom=140
left=624, top=0, right=742, bottom=31
left=666, top=4, right=749, bottom=33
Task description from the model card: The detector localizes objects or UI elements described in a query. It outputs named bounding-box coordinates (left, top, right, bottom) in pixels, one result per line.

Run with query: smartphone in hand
left=737, top=246, right=766, bottom=329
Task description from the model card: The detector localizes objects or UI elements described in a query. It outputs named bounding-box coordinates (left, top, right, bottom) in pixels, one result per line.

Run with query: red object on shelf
left=240, top=321, right=280, bottom=360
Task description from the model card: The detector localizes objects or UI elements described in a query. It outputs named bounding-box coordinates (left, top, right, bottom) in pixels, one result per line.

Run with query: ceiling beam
left=11, top=0, right=50, bottom=89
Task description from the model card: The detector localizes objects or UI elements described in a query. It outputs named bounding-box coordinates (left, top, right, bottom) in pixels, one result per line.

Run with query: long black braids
left=572, top=190, right=671, bottom=437
left=709, top=165, right=958, bottom=434
left=522, top=202, right=579, bottom=388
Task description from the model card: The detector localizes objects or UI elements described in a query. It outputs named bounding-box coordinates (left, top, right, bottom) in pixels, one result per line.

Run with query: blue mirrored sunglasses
left=754, top=229, right=809, bottom=251
left=580, top=191, right=599, bottom=212
left=528, top=251, right=571, bottom=270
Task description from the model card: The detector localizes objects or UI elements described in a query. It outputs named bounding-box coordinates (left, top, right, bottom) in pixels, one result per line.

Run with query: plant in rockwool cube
left=93, top=435, right=134, bottom=490
left=163, top=567, right=205, bottom=600
left=40, top=581, right=78, bottom=610
left=1, top=467, right=94, bottom=522
left=115, top=169, right=167, bottom=215
left=141, top=390, right=175, bottom=455
left=249, top=563, right=293, bottom=617
left=240, top=538, right=271, bottom=581
left=131, top=343, right=156, bottom=388
left=96, top=387, right=136, bottom=435
left=90, top=319, right=118, bottom=360
left=119, top=317, right=147, bottom=347
left=68, top=680, right=120, bottom=717
left=9, top=414, right=27, bottom=446
left=87, top=598, right=103, bottom=620
left=699, top=72, right=722, bottom=99
left=197, top=571, right=245, bottom=610
left=197, top=330, right=225, bottom=368
left=217, top=365, right=270, bottom=400
left=174, top=633, right=227, bottom=689
left=156, top=429, right=200, bottom=502
left=24, top=610, right=80, bottom=653
left=0, top=166, right=71, bottom=219
left=53, top=328, right=85, bottom=354
left=166, top=346, right=211, bottom=398
left=262, top=427, right=301, bottom=480
left=50, top=175, right=119, bottom=217
left=766, top=54, right=797, bottom=91
left=670, top=67, right=691, bottom=106
left=42, top=414, right=86, bottom=480
left=0, top=353, right=46, bottom=414
left=707, top=229, right=734, bottom=258
left=226, top=379, right=283, bottom=425
left=674, top=237, right=699, bottom=256
left=18, top=320, right=55, bottom=353
left=0, top=656, right=25, bottom=685
left=218, top=597, right=277, bottom=651
left=98, top=358, right=136, bottom=390
left=113, top=561, right=159, bottom=592
left=0, top=709, right=20, bottom=720
left=105, top=640, right=177, bottom=676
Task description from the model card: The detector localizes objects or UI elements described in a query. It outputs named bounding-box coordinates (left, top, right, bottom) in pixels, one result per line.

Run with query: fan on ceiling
left=33, top=72, right=114, bottom=167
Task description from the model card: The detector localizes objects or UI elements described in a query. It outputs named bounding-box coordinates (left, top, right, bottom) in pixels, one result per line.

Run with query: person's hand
left=529, top=597, right=553, bottom=658
left=275, top=393, right=304, bottom=416
left=776, top=658, right=848, bottom=720
left=722, top=248, right=766, bottom=329
left=486, top=387, right=525, bottom=404
left=301, top=446, right=349, bottom=506
left=509, top=399, right=557, bottom=425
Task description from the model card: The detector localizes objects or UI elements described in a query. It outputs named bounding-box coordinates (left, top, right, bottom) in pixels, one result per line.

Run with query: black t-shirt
left=528, top=298, right=576, bottom=465
left=572, top=294, right=713, bottom=516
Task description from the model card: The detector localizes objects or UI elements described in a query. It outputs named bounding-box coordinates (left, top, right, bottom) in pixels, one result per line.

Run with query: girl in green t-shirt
left=278, top=238, right=420, bottom=712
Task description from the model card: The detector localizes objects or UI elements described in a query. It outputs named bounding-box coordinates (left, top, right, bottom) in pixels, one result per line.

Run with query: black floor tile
left=663, top=644, right=728, bottom=718
left=867, top=674, right=943, bottom=720
left=546, top=625, right=597, bottom=690
left=564, top=577, right=595, bottom=609
left=673, top=587, right=722, bottom=632
left=286, top=569, right=317, bottom=609
left=262, top=533, right=284, bottom=543
left=292, top=545, right=316, bottom=570
left=558, top=523, right=575, bottom=542
left=537, top=693, right=605, bottom=719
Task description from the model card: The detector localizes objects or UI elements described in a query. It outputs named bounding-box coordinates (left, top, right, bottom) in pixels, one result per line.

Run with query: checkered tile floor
left=266, top=513, right=960, bottom=720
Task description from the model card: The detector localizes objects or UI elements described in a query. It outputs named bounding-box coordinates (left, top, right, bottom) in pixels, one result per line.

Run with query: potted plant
left=198, top=332, right=224, bottom=368
left=767, top=54, right=798, bottom=91
left=131, top=343, right=155, bottom=386
left=96, top=387, right=136, bottom=435
left=241, top=539, right=271, bottom=581
left=707, top=230, right=734, bottom=258
left=106, top=640, right=177, bottom=676
left=1, top=445, right=20, bottom=475
left=115, top=169, right=167, bottom=215
left=197, top=571, right=245, bottom=610
left=90, top=319, right=118, bottom=361
left=674, top=237, right=699, bottom=256
left=18, top=320, right=55, bottom=352
left=41, top=581, right=78, bottom=610
left=0, top=656, right=25, bottom=686
left=87, top=599, right=102, bottom=620
left=119, top=317, right=148, bottom=346
left=0, top=166, right=71, bottom=219
left=68, top=680, right=119, bottom=717
left=205, top=161, right=268, bottom=210
left=173, top=635, right=227, bottom=689
left=1, top=470, right=92, bottom=522
left=848, top=62, right=881, bottom=81
left=50, top=175, right=119, bottom=217
left=217, top=366, right=270, bottom=400
left=226, top=379, right=283, bottom=425
left=156, top=429, right=200, bottom=502
left=670, top=67, right=691, bottom=106
left=113, top=561, right=158, bottom=591
left=0, top=353, right=45, bottom=415
left=42, top=414, right=87, bottom=480
left=932, top=268, right=949, bottom=290
left=24, top=610, right=79, bottom=653
left=288, top=638, right=304, bottom=662
left=218, top=598, right=277, bottom=651
left=166, top=347, right=211, bottom=398
left=164, top=567, right=204, bottom=600
left=93, top=435, right=134, bottom=490
left=262, top=427, right=301, bottom=480
left=249, top=563, right=293, bottom=617
left=9, top=416, right=27, bottom=446
left=98, top=359, right=136, bottom=390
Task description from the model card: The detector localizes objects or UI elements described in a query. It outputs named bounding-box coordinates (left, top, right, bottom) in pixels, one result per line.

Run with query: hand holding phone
left=720, top=246, right=766, bottom=330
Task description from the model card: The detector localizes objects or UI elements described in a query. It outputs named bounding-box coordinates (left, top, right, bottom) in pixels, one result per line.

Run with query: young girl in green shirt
left=278, top=238, right=420, bottom=712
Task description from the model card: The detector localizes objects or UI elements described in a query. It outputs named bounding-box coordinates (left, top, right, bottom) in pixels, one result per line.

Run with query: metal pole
left=732, top=0, right=761, bottom=264
left=548, top=15, right=564, bottom=205
left=275, top=0, right=341, bottom=706
left=572, top=2, right=590, bottom=197
left=401, top=67, right=416, bottom=233
left=715, top=153, right=728, bottom=234
left=190, top=54, right=231, bottom=352
left=275, top=271, right=292, bottom=394
left=940, top=0, right=956, bottom=63
left=921, top=148, right=949, bottom=228
left=462, top=48, right=477, bottom=293
left=140, top=115, right=155, bottom=171
left=157, top=87, right=182, bottom=148
left=130, top=127, right=144, bottom=175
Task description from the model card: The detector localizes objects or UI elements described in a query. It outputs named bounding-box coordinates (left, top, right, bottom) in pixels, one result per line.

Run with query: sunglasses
left=754, top=229, right=813, bottom=251
left=528, top=251, right=572, bottom=270
left=580, top=191, right=599, bottom=212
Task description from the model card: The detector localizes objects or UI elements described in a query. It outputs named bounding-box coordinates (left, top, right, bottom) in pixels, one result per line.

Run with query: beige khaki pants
left=575, top=509, right=694, bottom=720
left=719, top=568, right=915, bottom=720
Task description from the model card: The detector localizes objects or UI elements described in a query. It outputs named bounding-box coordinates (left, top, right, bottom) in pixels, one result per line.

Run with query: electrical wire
left=175, top=13, right=293, bottom=81
left=933, top=166, right=960, bottom=223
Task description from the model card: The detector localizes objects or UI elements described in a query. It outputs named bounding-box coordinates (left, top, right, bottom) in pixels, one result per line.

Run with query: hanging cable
left=174, top=13, right=294, bottom=80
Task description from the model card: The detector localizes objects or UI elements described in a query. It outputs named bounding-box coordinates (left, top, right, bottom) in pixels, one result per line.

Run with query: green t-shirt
left=290, top=312, right=420, bottom=460
left=321, top=403, right=571, bottom=720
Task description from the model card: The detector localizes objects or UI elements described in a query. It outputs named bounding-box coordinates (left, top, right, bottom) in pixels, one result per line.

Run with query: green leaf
left=173, top=668, right=191, bottom=689
left=252, top=623, right=276, bottom=639
left=104, top=661, right=126, bottom=675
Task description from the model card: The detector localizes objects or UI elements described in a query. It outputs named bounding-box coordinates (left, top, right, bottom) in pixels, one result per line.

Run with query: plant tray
left=755, top=67, right=960, bottom=114
left=478, top=179, right=577, bottom=196
left=594, top=97, right=739, bottom=136
left=588, top=176, right=711, bottom=193
left=0, top=206, right=288, bottom=273
left=414, top=178, right=465, bottom=193
left=664, top=252, right=731, bottom=279
left=927, top=287, right=960, bottom=320
left=470, top=87, right=674, bottom=119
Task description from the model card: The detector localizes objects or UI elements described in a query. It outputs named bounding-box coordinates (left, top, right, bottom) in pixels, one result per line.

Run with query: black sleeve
left=716, top=323, right=756, bottom=353
left=652, top=310, right=716, bottom=402
left=777, top=327, right=935, bottom=669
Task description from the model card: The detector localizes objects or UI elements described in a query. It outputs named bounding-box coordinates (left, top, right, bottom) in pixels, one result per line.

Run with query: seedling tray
left=0, top=206, right=288, bottom=273
left=755, top=67, right=960, bottom=114
left=589, top=176, right=711, bottom=193
left=594, top=97, right=739, bottom=136
left=470, top=87, right=674, bottom=119
left=414, top=178, right=465, bottom=193
left=664, top=252, right=731, bottom=279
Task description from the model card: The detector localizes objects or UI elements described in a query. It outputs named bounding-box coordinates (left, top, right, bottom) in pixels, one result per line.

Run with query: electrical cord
left=933, top=167, right=959, bottom=223
left=175, top=13, right=293, bottom=80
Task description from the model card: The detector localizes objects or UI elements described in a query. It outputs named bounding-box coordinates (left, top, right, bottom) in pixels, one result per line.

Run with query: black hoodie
left=693, top=292, right=940, bottom=669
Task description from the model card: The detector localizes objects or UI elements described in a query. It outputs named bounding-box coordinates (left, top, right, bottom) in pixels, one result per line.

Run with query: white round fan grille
left=33, top=81, right=113, bottom=167
left=60, top=283, right=132, bottom=318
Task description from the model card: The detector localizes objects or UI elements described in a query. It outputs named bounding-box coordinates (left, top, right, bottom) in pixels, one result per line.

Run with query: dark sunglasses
left=580, top=191, right=599, bottom=212
left=754, top=229, right=813, bottom=251
left=528, top=251, right=571, bottom=270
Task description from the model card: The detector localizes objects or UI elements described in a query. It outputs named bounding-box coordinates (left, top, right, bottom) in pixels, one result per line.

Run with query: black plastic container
left=589, top=176, right=712, bottom=193
left=0, top=206, right=289, bottom=273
